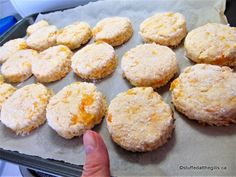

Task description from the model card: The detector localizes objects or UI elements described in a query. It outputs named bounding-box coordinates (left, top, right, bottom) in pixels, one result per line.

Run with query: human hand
left=82, top=130, right=110, bottom=177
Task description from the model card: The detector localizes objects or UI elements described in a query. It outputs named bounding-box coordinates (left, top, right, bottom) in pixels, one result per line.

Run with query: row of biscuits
left=0, top=42, right=118, bottom=83
left=0, top=63, right=235, bottom=152
left=0, top=82, right=106, bottom=138
left=1, top=12, right=235, bottom=65
left=0, top=12, right=235, bottom=153
left=0, top=80, right=174, bottom=153
left=1, top=22, right=235, bottom=85
left=0, top=13, right=235, bottom=85
left=0, top=75, right=235, bottom=151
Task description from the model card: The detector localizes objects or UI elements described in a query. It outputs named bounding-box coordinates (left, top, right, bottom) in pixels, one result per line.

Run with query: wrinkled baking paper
left=1, top=0, right=235, bottom=176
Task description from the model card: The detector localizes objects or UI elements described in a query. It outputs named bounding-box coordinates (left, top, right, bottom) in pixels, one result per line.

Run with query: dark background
left=225, top=0, right=236, bottom=26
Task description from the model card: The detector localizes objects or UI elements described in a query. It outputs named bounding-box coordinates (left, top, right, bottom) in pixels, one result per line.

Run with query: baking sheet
left=1, top=0, right=236, bottom=176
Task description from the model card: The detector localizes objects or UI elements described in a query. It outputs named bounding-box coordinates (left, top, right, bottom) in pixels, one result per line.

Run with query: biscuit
left=1, top=49, right=38, bottom=83
left=139, top=12, right=187, bottom=46
left=92, top=17, right=133, bottom=46
left=26, top=25, right=58, bottom=51
left=0, top=74, right=4, bottom=84
left=106, top=87, right=174, bottom=152
left=121, top=43, right=178, bottom=89
left=72, top=42, right=117, bottom=80
left=26, top=20, right=49, bottom=36
left=56, top=21, right=92, bottom=50
left=0, top=83, right=53, bottom=135
left=0, top=38, right=28, bottom=63
left=32, top=45, right=73, bottom=83
left=46, top=82, right=106, bottom=139
left=170, top=64, right=236, bottom=126
left=0, top=83, right=16, bottom=110
left=184, top=23, right=236, bottom=67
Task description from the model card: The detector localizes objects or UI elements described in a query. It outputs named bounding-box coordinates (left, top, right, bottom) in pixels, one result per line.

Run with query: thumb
left=82, top=130, right=110, bottom=177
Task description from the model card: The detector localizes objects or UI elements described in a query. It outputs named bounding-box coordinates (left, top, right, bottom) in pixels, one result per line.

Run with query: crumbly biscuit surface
left=140, top=12, right=187, bottom=46
left=184, top=23, right=236, bottom=66
left=107, top=87, right=174, bottom=152
left=121, top=43, right=178, bottom=88
left=27, top=20, right=49, bottom=36
left=0, top=83, right=16, bottom=109
left=26, top=25, right=58, bottom=51
left=47, top=82, right=106, bottom=139
left=1, top=83, right=53, bottom=135
left=171, top=64, right=236, bottom=126
left=72, top=42, right=117, bottom=79
left=0, top=38, right=28, bottom=63
left=57, top=21, right=92, bottom=49
left=1, top=49, right=38, bottom=82
left=32, top=45, right=72, bottom=83
left=93, top=17, right=133, bottom=46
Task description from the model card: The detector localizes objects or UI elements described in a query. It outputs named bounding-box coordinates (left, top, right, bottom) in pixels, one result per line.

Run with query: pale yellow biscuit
left=0, top=38, right=28, bottom=63
left=26, top=20, right=49, bottom=36
left=121, top=43, right=178, bottom=89
left=140, top=12, right=187, bottom=46
left=92, top=17, right=133, bottom=46
left=46, top=82, right=106, bottom=139
left=1, top=49, right=38, bottom=83
left=0, top=83, right=16, bottom=110
left=32, top=45, right=73, bottom=83
left=107, top=87, right=174, bottom=152
left=184, top=23, right=236, bottom=67
left=0, top=83, right=53, bottom=135
left=0, top=75, right=4, bottom=84
left=26, top=25, right=58, bottom=51
left=170, top=64, right=236, bottom=126
left=72, top=42, right=117, bottom=80
left=56, top=21, right=92, bottom=50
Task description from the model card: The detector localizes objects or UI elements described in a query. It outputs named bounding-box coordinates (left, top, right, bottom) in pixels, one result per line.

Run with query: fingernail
left=83, top=131, right=97, bottom=154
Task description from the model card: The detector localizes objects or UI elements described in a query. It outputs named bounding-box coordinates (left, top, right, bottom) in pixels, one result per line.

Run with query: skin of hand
left=82, top=130, right=110, bottom=177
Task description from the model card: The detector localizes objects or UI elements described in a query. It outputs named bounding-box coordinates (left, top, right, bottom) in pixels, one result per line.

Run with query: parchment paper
left=1, top=0, right=236, bottom=176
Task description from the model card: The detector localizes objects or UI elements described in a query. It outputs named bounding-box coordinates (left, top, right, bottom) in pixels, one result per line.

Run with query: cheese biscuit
left=32, top=45, right=73, bottom=83
left=46, top=82, right=106, bottom=139
left=93, top=17, right=133, bottom=46
left=170, top=64, right=236, bottom=126
left=1, top=49, right=38, bottom=83
left=72, top=42, right=117, bottom=80
left=26, top=20, right=49, bottom=36
left=0, top=38, right=28, bottom=63
left=0, top=83, right=16, bottom=110
left=107, top=87, right=174, bottom=152
left=184, top=23, right=236, bottom=67
left=57, top=21, right=92, bottom=50
left=1, top=83, right=53, bottom=135
left=140, top=12, right=187, bottom=46
left=121, top=43, right=178, bottom=88
left=26, top=25, right=58, bottom=51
